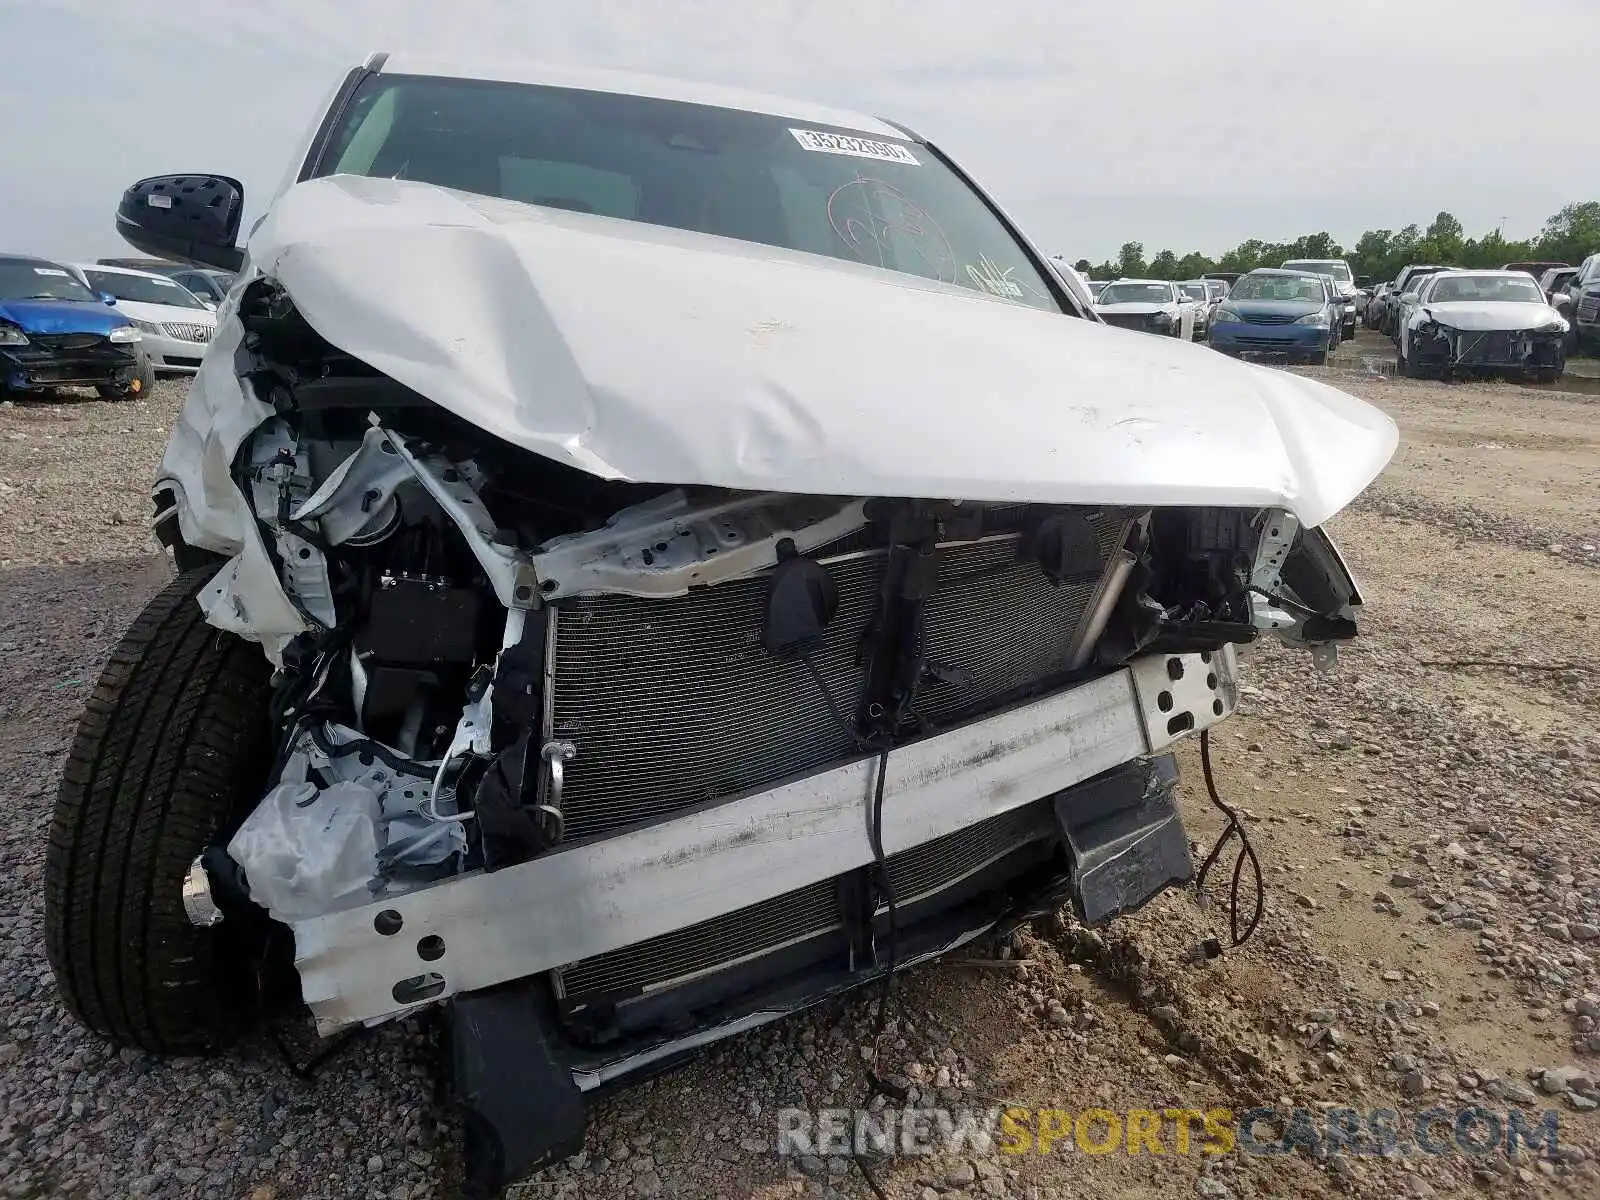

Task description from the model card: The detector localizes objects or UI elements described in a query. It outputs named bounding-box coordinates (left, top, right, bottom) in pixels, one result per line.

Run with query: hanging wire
left=1193, top=728, right=1265, bottom=947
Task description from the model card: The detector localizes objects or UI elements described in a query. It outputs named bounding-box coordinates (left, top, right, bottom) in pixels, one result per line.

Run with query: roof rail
left=363, top=51, right=389, bottom=71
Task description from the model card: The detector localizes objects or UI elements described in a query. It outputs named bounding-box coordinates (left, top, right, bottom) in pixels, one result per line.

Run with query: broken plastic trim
left=528, top=490, right=871, bottom=601
left=1245, top=508, right=1358, bottom=656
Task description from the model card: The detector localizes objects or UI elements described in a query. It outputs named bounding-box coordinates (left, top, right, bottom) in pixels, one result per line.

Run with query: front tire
left=96, top=355, right=155, bottom=402
left=44, top=568, right=277, bottom=1055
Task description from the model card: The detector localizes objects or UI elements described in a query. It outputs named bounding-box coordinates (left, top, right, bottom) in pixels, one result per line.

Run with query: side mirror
left=98, top=292, right=116, bottom=306
left=115, top=174, right=246, bottom=272
left=1400, top=292, right=1419, bottom=304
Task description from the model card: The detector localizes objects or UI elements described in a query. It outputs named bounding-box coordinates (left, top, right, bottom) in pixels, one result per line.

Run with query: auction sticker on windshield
left=790, top=129, right=921, bottom=166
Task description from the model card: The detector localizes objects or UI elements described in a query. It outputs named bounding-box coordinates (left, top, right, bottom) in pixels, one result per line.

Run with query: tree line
left=1073, top=201, right=1600, bottom=284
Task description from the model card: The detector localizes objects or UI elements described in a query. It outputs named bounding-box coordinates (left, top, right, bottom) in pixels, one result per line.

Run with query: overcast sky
left=5, top=0, right=1597, bottom=264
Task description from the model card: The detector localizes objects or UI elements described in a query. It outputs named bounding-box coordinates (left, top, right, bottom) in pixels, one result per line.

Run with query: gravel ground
left=1, top=349, right=1598, bottom=1199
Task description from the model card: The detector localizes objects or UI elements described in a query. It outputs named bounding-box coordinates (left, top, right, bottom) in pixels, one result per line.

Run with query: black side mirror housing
left=115, top=174, right=246, bottom=272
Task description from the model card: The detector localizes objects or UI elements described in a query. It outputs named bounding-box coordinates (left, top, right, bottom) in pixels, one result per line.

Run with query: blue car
left=1207, top=268, right=1342, bottom=365
left=0, top=254, right=153, bottom=400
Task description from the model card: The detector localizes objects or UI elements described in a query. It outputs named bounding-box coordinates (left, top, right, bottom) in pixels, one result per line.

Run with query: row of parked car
left=0, top=253, right=230, bottom=400
left=1053, top=253, right=1591, bottom=381
left=1050, top=258, right=1362, bottom=365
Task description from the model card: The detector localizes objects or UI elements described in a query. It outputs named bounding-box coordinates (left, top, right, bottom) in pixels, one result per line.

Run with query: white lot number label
left=790, top=128, right=920, bottom=166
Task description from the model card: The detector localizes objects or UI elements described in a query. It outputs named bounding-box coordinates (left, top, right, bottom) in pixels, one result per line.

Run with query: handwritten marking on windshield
left=965, top=253, right=1025, bottom=299
left=826, top=177, right=955, bottom=284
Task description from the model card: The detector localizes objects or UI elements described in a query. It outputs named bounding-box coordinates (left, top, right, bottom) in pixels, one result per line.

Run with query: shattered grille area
left=1098, top=313, right=1155, bottom=331
left=29, top=332, right=106, bottom=351
left=555, top=802, right=1055, bottom=1002
left=1448, top=330, right=1558, bottom=366
left=549, top=512, right=1130, bottom=840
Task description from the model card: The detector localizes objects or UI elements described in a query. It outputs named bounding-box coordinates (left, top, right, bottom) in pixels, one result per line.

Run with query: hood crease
left=245, top=176, right=1398, bottom=527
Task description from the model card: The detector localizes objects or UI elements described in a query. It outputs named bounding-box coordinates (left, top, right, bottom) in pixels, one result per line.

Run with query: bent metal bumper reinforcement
left=291, top=646, right=1239, bottom=1033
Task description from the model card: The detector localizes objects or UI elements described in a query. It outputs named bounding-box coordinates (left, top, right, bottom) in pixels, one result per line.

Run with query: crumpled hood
left=246, top=176, right=1397, bottom=527
left=1416, top=301, right=1563, bottom=331
left=0, top=298, right=129, bottom=336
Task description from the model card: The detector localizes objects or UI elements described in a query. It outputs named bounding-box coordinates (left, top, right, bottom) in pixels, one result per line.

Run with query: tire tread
left=44, top=569, right=273, bottom=1054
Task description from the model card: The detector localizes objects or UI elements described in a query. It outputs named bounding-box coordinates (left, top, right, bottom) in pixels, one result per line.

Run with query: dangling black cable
left=254, top=926, right=371, bottom=1082
left=796, top=656, right=902, bottom=1198
left=1193, top=728, right=1265, bottom=947
left=849, top=746, right=903, bottom=1200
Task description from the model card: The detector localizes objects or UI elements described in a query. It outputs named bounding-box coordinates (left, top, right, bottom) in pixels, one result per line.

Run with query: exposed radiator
left=547, top=508, right=1133, bottom=841
left=556, top=801, right=1057, bottom=1006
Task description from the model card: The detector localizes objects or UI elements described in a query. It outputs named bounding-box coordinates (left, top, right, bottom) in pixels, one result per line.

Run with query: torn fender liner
left=451, top=986, right=586, bottom=1199
left=232, top=175, right=1396, bottom=527
left=1054, top=754, right=1192, bottom=925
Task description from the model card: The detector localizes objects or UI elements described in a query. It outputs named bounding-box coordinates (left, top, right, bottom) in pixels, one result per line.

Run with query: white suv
left=49, top=52, right=1396, bottom=1193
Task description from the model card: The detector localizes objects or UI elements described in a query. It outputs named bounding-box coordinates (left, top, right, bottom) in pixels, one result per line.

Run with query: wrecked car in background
left=42, top=53, right=1398, bottom=1195
left=1396, top=269, right=1568, bottom=381
left=0, top=254, right=152, bottom=400
left=1093, top=278, right=1195, bottom=338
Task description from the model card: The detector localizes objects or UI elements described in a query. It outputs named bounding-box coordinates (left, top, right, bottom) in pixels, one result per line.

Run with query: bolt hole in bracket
left=1128, top=646, right=1240, bottom=746
left=392, top=973, right=446, bottom=1004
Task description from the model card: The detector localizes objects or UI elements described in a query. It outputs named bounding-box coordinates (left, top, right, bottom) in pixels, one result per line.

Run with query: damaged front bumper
left=1408, top=323, right=1566, bottom=374
left=436, top=668, right=1221, bottom=1192
left=291, top=645, right=1236, bottom=1036
left=452, top=750, right=1199, bottom=1191
left=1, top=338, right=141, bottom=391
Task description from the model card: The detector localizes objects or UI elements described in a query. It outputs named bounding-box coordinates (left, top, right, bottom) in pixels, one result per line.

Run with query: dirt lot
left=1, top=331, right=1597, bottom=1199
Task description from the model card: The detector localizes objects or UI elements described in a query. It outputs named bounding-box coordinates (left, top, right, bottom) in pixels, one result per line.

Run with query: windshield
left=1205, top=281, right=1227, bottom=299
left=82, top=270, right=207, bottom=309
left=0, top=260, right=98, bottom=303
left=1098, top=282, right=1173, bottom=305
left=1282, top=261, right=1352, bottom=283
left=173, top=272, right=226, bottom=301
left=1229, top=274, right=1326, bottom=303
left=313, top=74, right=1064, bottom=313
left=1178, top=282, right=1207, bottom=301
left=1425, top=275, right=1545, bottom=304
left=1400, top=268, right=1445, bottom=292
